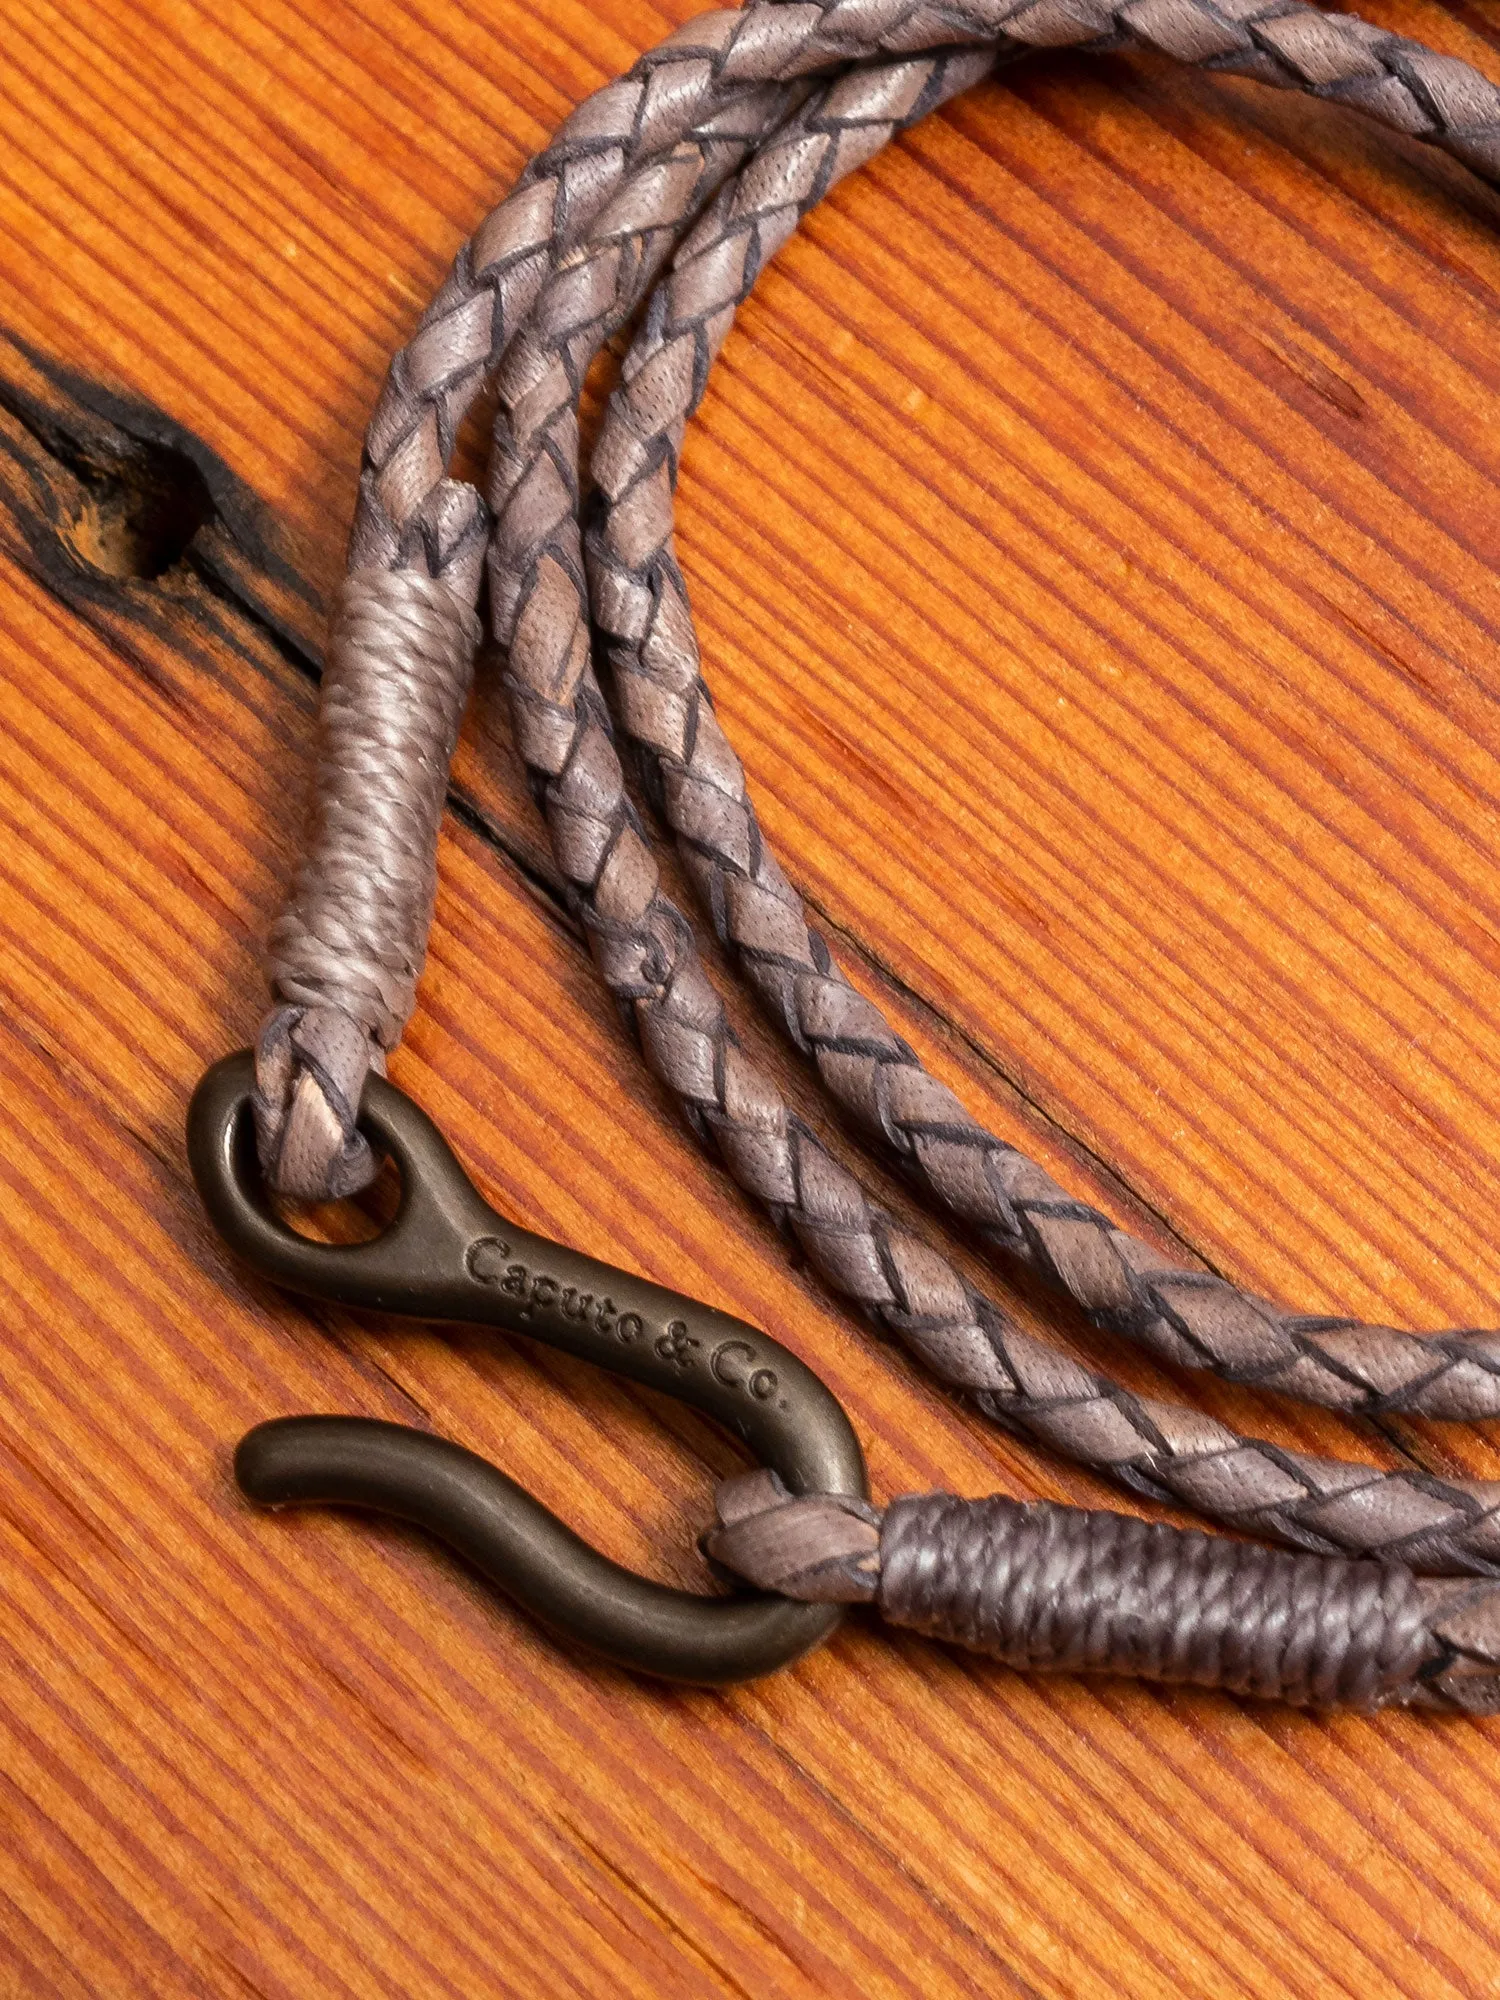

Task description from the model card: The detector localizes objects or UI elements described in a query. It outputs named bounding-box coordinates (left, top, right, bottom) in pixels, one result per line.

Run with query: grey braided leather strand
left=705, top=1471, right=1500, bottom=1710
left=587, top=120, right=1500, bottom=1429
left=253, top=1, right=1500, bottom=1701
left=479, top=28, right=1500, bottom=1573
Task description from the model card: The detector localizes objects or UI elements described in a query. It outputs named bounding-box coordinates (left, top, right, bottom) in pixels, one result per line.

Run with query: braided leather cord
left=252, top=0, right=1500, bottom=1693
left=704, top=1471, right=1500, bottom=1710
left=477, top=25, right=1500, bottom=1574
left=587, top=120, right=1500, bottom=1429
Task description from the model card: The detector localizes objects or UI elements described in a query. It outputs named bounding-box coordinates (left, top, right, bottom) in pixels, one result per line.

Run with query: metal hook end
left=235, top=1413, right=852, bottom=1683
left=196, top=1054, right=867, bottom=1683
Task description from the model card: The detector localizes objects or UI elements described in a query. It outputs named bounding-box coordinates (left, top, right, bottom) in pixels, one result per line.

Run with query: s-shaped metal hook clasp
left=187, top=1053, right=868, bottom=1683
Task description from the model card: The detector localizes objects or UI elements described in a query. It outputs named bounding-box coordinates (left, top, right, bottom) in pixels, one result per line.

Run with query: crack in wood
left=0, top=330, right=578, bottom=934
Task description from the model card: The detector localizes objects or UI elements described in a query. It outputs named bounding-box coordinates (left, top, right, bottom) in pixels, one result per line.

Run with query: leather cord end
left=705, top=1470, right=881, bottom=1603
left=252, top=1004, right=383, bottom=1201
left=710, top=1486, right=1500, bottom=1713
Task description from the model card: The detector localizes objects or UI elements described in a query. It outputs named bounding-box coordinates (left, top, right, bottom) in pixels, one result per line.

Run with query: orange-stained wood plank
left=3, top=1, right=1500, bottom=1994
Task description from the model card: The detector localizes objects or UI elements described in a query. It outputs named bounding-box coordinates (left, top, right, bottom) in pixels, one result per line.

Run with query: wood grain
left=3, top=0, right=1500, bottom=1991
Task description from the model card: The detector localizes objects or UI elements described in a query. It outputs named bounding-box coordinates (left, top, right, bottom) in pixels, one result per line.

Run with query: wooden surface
left=4, top=2, right=1500, bottom=1993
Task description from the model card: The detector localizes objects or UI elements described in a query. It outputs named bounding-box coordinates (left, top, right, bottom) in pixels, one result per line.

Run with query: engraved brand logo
left=467, top=1240, right=643, bottom=1343
left=709, top=1339, right=783, bottom=1405
left=655, top=1320, right=699, bottom=1368
left=467, top=1239, right=784, bottom=1404
left=465, top=1237, right=514, bottom=1283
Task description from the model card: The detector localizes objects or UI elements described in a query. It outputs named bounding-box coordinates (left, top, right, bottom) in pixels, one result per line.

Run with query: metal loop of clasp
left=187, top=1053, right=868, bottom=1683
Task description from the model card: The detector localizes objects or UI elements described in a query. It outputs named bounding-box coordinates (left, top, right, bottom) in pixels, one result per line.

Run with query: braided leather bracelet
left=235, top=0, right=1500, bottom=1713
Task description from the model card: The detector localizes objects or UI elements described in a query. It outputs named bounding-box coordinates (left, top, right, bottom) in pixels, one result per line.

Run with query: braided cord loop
left=256, top=0, right=1500, bottom=1697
